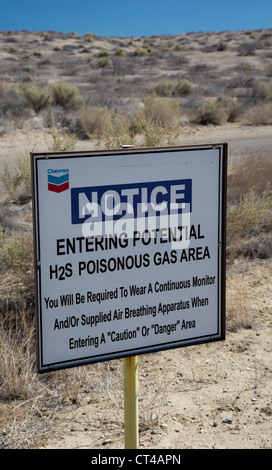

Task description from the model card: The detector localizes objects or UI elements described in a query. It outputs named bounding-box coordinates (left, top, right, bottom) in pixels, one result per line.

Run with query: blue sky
left=1, top=0, right=271, bottom=37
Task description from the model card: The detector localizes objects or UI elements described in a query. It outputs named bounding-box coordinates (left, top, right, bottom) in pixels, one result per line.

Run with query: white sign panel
left=31, top=145, right=227, bottom=373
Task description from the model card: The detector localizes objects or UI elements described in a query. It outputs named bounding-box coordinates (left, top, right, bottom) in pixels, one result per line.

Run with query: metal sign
left=31, top=144, right=227, bottom=373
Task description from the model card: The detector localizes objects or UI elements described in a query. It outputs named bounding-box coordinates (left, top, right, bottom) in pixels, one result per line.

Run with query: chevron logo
left=48, top=169, right=69, bottom=193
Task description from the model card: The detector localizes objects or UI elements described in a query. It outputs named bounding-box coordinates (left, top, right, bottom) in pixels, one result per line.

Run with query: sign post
left=31, top=144, right=227, bottom=447
left=124, top=355, right=138, bottom=449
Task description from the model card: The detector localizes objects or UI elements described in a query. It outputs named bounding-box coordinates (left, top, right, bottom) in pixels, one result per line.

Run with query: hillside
left=1, top=28, right=272, bottom=123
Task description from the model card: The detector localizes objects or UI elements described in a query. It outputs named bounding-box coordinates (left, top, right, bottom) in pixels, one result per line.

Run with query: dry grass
left=0, top=308, right=36, bottom=400
left=244, top=103, right=272, bottom=125
left=227, top=153, right=272, bottom=202
left=227, top=154, right=272, bottom=260
left=226, top=272, right=253, bottom=332
left=0, top=155, right=31, bottom=200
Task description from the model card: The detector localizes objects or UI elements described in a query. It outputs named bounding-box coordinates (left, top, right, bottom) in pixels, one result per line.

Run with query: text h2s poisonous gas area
left=32, top=145, right=227, bottom=372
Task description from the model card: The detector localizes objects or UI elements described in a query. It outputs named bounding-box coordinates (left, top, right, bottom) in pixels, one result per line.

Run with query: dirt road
left=0, top=123, right=271, bottom=167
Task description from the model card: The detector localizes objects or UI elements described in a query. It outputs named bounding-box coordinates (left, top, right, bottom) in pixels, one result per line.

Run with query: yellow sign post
left=124, top=355, right=139, bottom=449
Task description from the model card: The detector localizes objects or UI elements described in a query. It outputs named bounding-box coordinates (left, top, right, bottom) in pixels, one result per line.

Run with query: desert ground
left=0, top=28, right=271, bottom=450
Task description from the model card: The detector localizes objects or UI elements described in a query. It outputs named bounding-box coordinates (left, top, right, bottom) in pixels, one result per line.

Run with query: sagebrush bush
left=217, top=40, right=228, bottom=51
left=150, top=79, right=193, bottom=97
left=115, top=48, right=125, bottom=56
left=245, top=103, right=272, bottom=124
left=140, top=118, right=164, bottom=147
left=22, top=65, right=34, bottom=73
left=227, top=189, right=272, bottom=259
left=192, top=100, right=227, bottom=125
left=227, top=190, right=271, bottom=234
left=149, top=82, right=174, bottom=97
left=0, top=319, right=36, bottom=402
left=98, top=111, right=131, bottom=148
left=141, top=117, right=179, bottom=147
left=192, top=96, right=241, bottom=125
left=47, top=115, right=76, bottom=151
left=237, top=41, right=257, bottom=56
left=8, top=46, right=17, bottom=54
left=51, top=81, right=85, bottom=110
left=0, top=232, right=33, bottom=276
left=128, top=111, right=146, bottom=139
left=227, top=154, right=272, bottom=203
left=127, top=108, right=179, bottom=147
left=253, top=82, right=272, bottom=101
left=174, top=79, right=194, bottom=96
left=227, top=101, right=241, bottom=122
left=143, top=95, right=180, bottom=127
left=133, top=47, right=148, bottom=57
left=14, top=83, right=51, bottom=114
left=73, top=107, right=111, bottom=139
left=98, top=57, right=113, bottom=68
left=0, top=155, right=31, bottom=200
left=174, top=43, right=183, bottom=51
left=97, top=50, right=109, bottom=57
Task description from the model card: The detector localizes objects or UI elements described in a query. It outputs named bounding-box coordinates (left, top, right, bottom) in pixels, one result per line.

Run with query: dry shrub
left=227, top=190, right=271, bottom=234
left=0, top=231, right=32, bottom=272
left=192, top=100, right=227, bottom=125
left=143, top=95, right=180, bottom=127
left=228, top=154, right=272, bottom=203
left=149, top=79, right=193, bottom=97
left=244, top=103, right=272, bottom=125
left=127, top=106, right=180, bottom=147
left=0, top=398, right=55, bottom=449
left=237, top=41, right=257, bottom=56
left=227, top=153, right=272, bottom=260
left=133, top=47, right=148, bottom=57
left=73, top=106, right=111, bottom=139
left=115, top=48, right=125, bottom=56
left=253, top=82, right=272, bottom=101
left=14, top=83, right=51, bottom=114
left=100, top=111, right=131, bottom=149
left=191, top=96, right=241, bottom=125
left=51, top=81, right=85, bottom=110
left=0, top=155, right=32, bottom=201
left=226, top=271, right=253, bottom=331
left=77, top=102, right=181, bottom=149
left=0, top=232, right=34, bottom=315
left=139, top=117, right=165, bottom=147
left=0, top=237, right=37, bottom=423
left=0, top=308, right=36, bottom=400
left=230, top=231, right=272, bottom=260
left=141, top=117, right=179, bottom=147
left=98, top=57, right=113, bottom=68
left=46, top=115, right=76, bottom=152
left=0, top=306, right=88, bottom=447
left=227, top=190, right=271, bottom=259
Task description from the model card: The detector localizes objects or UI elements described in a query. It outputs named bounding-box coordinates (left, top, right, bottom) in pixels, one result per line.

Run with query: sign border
left=31, top=144, right=227, bottom=373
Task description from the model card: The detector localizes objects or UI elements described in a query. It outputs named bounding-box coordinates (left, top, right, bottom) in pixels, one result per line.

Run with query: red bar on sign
left=48, top=182, right=69, bottom=193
